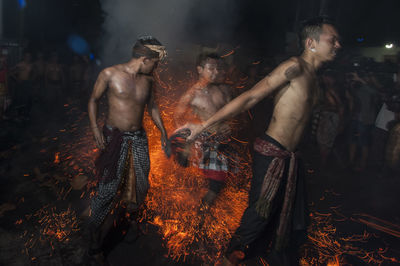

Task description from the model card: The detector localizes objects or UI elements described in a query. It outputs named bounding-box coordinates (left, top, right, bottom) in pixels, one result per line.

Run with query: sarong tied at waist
left=89, top=125, right=150, bottom=228
left=253, top=136, right=298, bottom=250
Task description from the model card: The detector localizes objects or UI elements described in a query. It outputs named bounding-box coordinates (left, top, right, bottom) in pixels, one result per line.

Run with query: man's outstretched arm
left=183, top=58, right=302, bottom=141
left=88, top=69, right=109, bottom=149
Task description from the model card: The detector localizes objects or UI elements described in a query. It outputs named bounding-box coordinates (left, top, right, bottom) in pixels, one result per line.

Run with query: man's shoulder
left=278, top=57, right=304, bottom=80
left=279, top=57, right=303, bottom=69
left=101, top=66, right=119, bottom=77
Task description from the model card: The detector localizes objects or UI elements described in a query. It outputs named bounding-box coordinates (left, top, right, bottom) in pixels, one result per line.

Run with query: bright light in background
left=67, top=34, right=90, bottom=55
left=18, top=0, right=27, bottom=8
left=385, top=43, right=394, bottom=49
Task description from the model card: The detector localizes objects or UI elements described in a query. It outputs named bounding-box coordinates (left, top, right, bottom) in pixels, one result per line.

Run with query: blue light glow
left=67, top=34, right=90, bottom=55
left=18, top=0, right=27, bottom=8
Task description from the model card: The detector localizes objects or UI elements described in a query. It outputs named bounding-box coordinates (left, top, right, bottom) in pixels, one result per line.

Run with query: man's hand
left=161, top=134, right=171, bottom=157
left=174, top=123, right=204, bottom=142
left=92, top=127, right=105, bottom=150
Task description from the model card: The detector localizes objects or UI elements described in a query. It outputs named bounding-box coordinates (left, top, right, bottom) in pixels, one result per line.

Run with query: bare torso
left=46, top=63, right=63, bottom=82
left=266, top=58, right=320, bottom=151
left=16, top=62, right=33, bottom=81
left=105, top=65, right=152, bottom=132
left=70, top=63, right=84, bottom=82
left=34, top=61, right=45, bottom=78
left=189, top=83, right=232, bottom=133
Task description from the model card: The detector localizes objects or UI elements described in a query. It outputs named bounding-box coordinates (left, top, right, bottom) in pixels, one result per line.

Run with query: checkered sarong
left=196, top=132, right=229, bottom=172
left=89, top=125, right=150, bottom=228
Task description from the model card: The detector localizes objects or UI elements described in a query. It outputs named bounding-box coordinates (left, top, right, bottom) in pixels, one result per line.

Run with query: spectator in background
left=10, top=52, right=34, bottom=119
left=348, top=70, right=380, bottom=171
left=382, top=110, right=400, bottom=178
left=69, top=54, right=85, bottom=100
left=0, top=55, right=8, bottom=120
left=33, top=52, right=46, bottom=95
left=316, top=71, right=344, bottom=167
left=45, top=52, right=65, bottom=113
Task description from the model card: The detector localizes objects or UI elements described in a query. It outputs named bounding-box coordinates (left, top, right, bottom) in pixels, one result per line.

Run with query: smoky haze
left=99, top=0, right=239, bottom=66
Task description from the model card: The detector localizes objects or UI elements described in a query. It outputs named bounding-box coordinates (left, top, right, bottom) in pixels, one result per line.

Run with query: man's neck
left=124, top=59, right=141, bottom=76
left=197, top=78, right=211, bottom=88
left=300, top=52, right=323, bottom=71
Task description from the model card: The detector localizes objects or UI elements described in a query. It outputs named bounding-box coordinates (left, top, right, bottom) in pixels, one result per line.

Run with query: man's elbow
left=88, top=97, right=98, bottom=105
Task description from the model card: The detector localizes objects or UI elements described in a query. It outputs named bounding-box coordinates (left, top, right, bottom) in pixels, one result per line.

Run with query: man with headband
left=177, top=17, right=341, bottom=265
left=87, top=36, right=168, bottom=265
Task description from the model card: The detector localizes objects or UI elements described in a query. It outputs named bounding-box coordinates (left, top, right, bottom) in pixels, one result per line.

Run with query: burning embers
left=20, top=205, right=80, bottom=260
left=16, top=63, right=400, bottom=264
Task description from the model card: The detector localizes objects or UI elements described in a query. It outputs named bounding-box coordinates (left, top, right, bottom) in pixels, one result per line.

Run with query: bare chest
left=109, top=75, right=151, bottom=103
left=191, top=87, right=228, bottom=111
left=19, top=63, right=33, bottom=74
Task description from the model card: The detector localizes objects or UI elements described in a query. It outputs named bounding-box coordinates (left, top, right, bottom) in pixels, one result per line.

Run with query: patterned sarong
left=89, top=125, right=150, bottom=228
left=253, top=137, right=298, bottom=250
left=195, top=132, right=231, bottom=182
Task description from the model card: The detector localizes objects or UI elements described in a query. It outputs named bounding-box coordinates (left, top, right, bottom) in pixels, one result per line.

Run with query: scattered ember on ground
left=20, top=205, right=79, bottom=258
left=300, top=194, right=400, bottom=265
left=14, top=60, right=399, bottom=265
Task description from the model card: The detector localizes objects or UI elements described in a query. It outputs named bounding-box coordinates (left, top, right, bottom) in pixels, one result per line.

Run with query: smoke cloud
left=99, top=0, right=239, bottom=66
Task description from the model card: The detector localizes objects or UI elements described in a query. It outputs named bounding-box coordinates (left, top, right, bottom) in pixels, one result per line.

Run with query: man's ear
left=142, top=57, right=150, bottom=64
left=197, top=66, right=203, bottom=75
left=305, top=38, right=315, bottom=51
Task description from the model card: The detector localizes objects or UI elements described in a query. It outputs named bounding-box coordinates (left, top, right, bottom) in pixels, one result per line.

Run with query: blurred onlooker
left=0, top=56, right=8, bottom=120
left=45, top=52, right=65, bottom=112
left=81, top=55, right=96, bottom=110
left=348, top=70, right=380, bottom=171
left=69, top=54, right=85, bottom=100
left=33, top=52, right=46, bottom=101
left=382, top=111, right=400, bottom=177
left=316, top=71, right=344, bottom=167
left=10, top=52, right=34, bottom=119
left=371, top=101, right=395, bottom=170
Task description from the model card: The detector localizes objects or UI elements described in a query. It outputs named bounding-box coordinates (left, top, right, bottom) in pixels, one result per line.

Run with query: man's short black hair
left=298, top=16, right=336, bottom=50
left=132, top=36, right=163, bottom=59
left=196, top=52, right=221, bottom=67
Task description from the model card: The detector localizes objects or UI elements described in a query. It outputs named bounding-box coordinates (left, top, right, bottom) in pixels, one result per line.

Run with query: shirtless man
left=69, top=54, right=84, bottom=99
left=316, top=71, right=344, bottom=167
left=174, top=53, right=233, bottom=209
left=0, top=56, right=8, bottom=119
left=179, top=17, right=341, bottom=265
left=33, top=52, right=46, bottom=101
left=45, top=52, right=65, bottom=112
left=11, top=52, right=34, bottom=118
left=87, top=36, right=168, bottom=265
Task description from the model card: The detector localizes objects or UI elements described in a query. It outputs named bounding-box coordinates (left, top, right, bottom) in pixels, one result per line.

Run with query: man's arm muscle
left=198, top=58, right=302, bottom=132
left=88, top=69, right=109, bottom=128
left=147, top=79, right=167, bottom=137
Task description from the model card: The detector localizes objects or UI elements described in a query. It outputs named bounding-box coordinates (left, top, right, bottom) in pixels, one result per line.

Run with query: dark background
left=3, top=0, right=400, bottom=54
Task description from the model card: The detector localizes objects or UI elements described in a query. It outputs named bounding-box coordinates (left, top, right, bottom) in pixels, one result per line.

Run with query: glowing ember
left=54, top=152, right=60, bottom=164
left=51, top=61, right=400, bottom=264
left=20, top=205, right=80, bottom=257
